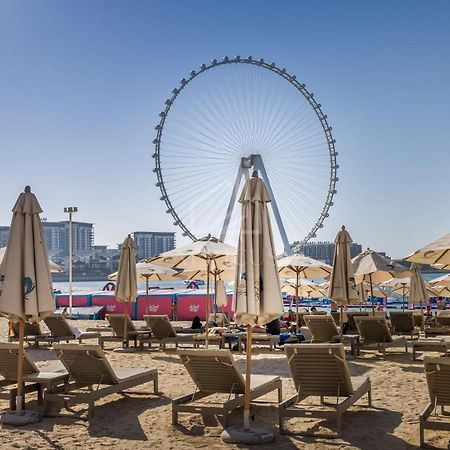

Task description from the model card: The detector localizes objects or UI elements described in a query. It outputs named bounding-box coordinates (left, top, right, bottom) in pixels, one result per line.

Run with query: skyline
left=1, top=1, right=449, bottom=259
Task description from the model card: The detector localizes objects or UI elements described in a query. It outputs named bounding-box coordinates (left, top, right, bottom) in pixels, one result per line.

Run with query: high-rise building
left=133, top=231, right=176, bottom=260
left=0, top=226, right=10, bottom=248
left=41, top=221, right=94, bottom=255
left=294, top=241, right=362, bottom=265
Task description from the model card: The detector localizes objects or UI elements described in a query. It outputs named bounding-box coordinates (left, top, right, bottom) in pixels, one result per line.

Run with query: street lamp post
left=64, top=207, right=78, bottom=316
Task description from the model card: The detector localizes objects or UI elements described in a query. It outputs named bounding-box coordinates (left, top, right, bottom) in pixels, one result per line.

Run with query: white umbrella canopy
left=405, top=233, right=450, bottom=266
left=150, top=235, right=237, bottom=346
left=233, top=175, right=283, bottom=325
left=0, top=247, right=64, bottom=274
left=409, top=263, right=430, bottom=303
left=277, top=254, right=332, bottom=279
left=108, top=260, right=180, bottom=282
left=0, top=186, right=55, bottom=418
left=215, top=279, right=228, bottom=307
left=429, top=273, right=450, bottom=287
left=281, top=280, right=327, bottom=298
left=383, top=277, right=437, bottom=300
left=434, top=285, right=450, bottom=297
left=352, top=248, right=411, bottom=285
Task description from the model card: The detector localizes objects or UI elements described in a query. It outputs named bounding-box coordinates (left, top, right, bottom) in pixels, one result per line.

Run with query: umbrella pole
left=123, top=303, right=129, bottom=347
left=205, top=258, right=211, bottom=349
left=145, top=275, right=149, bottom=295
left=369, top=274, right=375, bottom=316
left=295, top=271, right=299, bottom=331
left=402, top=285, right=405, bottom=311
left=16, top=319, right=25, bottom=413
left=214, top=271, right=218, bottom=322
left=420, top=300, right=425, bottom=331
left=340, top=305, right=343, bottom=338
left=244, top=324, right=252, bottom=430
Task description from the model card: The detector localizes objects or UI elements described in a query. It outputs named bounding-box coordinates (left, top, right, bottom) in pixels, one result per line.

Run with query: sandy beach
left=0, top=319, right=447, bottom=450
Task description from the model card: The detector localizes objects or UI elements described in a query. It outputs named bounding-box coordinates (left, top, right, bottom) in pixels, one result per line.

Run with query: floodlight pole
left=220, top=154, right=292, bottom=255
left=64, top=206, right=78, bottom=316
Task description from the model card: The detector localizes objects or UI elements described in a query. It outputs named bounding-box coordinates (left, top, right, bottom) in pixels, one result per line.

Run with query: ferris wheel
left=153, top=56, right=338, bottom=254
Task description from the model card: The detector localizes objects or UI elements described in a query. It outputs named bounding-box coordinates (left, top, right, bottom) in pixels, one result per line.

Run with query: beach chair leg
left=320, top=396, right=325, bottom=405
left=367, top=387, right=372, bottom=407
left=154, top=377, right=158, bottom=394
left=88, top=400, right=95, bottom=419
left=172, top=406, right=178, bottom=425
left=278, top=386, right=283, bottom=404
left=412, top=346, right=417, bottom=361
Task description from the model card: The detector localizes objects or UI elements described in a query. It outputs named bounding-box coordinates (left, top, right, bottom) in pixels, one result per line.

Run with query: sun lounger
left=208, top=313, right=230, bottom=327
left=436, top=314, right=450, bottom=327
left=412, top=338, right=450, bottom=361
left=102, top=314, right=152, bottom=348
left=8, top=321, right=43, bottom=345
left=32, top=316, right=102, bottom=346
left=420, top=356, right=450, bottom=446
left=413, top=313, right=424, bottom=329
left=355, top=317, right=408, bottom=358
left=173, top=349, right=282, bottom=427
left=144, top=315, right=197, bottom=350
left=46, top=344, right=158, bottom=418
left=304, top=315, right=359, bottom=355
left=279, top=343, right=371, bottom=434
left=389, top=312, right=420, bottom=340
left=241, top=332, right=279, bottom=351
left=0, top=342, right=69, bottom=410
left=346, top=312, right=369, bottom=333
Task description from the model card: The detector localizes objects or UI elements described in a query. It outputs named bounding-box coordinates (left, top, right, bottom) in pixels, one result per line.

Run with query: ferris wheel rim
left=153, top=56, right=339, bottom=245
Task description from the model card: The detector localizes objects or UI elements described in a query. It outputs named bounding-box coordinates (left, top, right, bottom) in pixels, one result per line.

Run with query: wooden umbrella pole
left=244, top=324, right=252, bottom=430
left=145, top=275, right=149, bottom=295
left=205, top=258, right=211, bottom=349
left=214, top=271, right=218, bottom=322
left=340, top=305, right=343, bottom=338
left=295, top=271, right=299, bottom=331
left=369, top=274, right=375, bottom=316
left=402, top=285, right=406, bottom=311
left=17, top=318, right=25, bottom=413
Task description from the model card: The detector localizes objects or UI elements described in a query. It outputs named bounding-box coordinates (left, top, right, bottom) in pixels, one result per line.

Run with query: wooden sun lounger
left=279, top=343, right=372, bottom=435
left=420, top=357, right=450, bottom=447
left=355, top=317, right=408, bottom=358
left=412, top=338, right=450, bottom=361
left=241, top=333, right=279, bottom=351
left=46, top=344, right=158, bottom=418
left=389, top=312, right=420, bottom=340
left=144, top=315, right=197, bottom=350
left=102, top=314, right=152, bottom=348
left=0, top=342, right=69, bottom=410
left=173, top=349, right=282, bottom=427
left=8, top=321, right=43, bottom=346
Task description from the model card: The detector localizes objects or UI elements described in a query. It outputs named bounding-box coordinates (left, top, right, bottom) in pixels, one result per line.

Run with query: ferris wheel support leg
left=252, top=155, right=292, bottom=255
left=220, top=166, right=248, bottom=242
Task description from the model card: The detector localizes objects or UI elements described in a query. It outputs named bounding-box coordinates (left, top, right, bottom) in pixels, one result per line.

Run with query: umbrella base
left=0, top=409, right=40, bottom=426
left=221, top=426, right=274, bottom=444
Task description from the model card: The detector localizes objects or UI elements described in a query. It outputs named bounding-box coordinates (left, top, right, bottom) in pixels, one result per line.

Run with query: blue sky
left=0, top=0, right=449, bottom=258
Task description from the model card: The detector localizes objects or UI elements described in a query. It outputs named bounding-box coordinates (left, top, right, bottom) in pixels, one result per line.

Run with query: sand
left=0, top=319, right=448, bottom=450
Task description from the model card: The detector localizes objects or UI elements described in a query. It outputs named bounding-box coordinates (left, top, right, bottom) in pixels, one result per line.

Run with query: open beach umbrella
left=232, top=173, right=283, bottom=437
left=281, top=279, right=327, bottom=299
left=405, top=233, right=450, bottom=267
left=115, top=235, right=137, bottom=345
left=108, top=260, right=180, bottom=294
left=328, top=226, right=359, bottom=334
left=0, top=247, right=64, bottom=273
left=149, top=235, right=236, bottom=346
left=277, top=254, right=331, bottom=328
left=429, top=273, right=450, bottom=287
left=0, top=186, right=55, bottom=422
left=352, top=248, right=410, bottom=313
left=434, top=286, right=450, bottom=297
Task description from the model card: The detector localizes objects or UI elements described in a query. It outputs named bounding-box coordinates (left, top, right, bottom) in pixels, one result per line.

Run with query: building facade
left=294, top=241, right=363, bottom=265
left=133, top=231, right=176, bottom=260
left=0, top=226, right=9, bottom=248
left=42, top=221, right=93, bottom=255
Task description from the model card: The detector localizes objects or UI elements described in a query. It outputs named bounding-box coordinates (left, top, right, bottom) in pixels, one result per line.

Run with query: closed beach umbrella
left=0, top=186, right=55, bottom=420
left=233, top=173, right=283, bottom=433
left=277, top=254, right=331, bottom=327
left=352, top=248, right=410, bottom=313
left=115, top=235, right=137, bottom=345
left=405, top=233, right=450, bottom=266
left=0, top=247, right=64, bottom=273
left=215, top=279, right=228, bottom=307
left=328, top=226, right=359, bottom=334
left=150, top=235, right=236, bottom=346
left=409, top=263, right=429, bottom=327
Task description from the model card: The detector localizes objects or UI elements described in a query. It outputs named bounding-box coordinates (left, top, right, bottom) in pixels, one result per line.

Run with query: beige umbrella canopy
left=328, top=226, right=359, bottom=334
left=0, top=247, right=64, bottom=273
left=149, top=235, right=236, bottom=346
left=233, top=173, right=284, bottom=433
left=409, top=264, right=430, bottom=303
left=215, top=279, right=228, bottom=307
left=277, top=254, right=331, bottom=326
left=281, top=279, right=327, bottom=298
left=115, top=235, right=138, bottom=345
left=352, top=248, right=410, bottom=285
left=0, top=186, right=55, bottom=418
left=434, top=285, right=450, bottom=297
left=405, top=233, right=450, bottom=266
left=429, top=273, right=450, bottom=287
